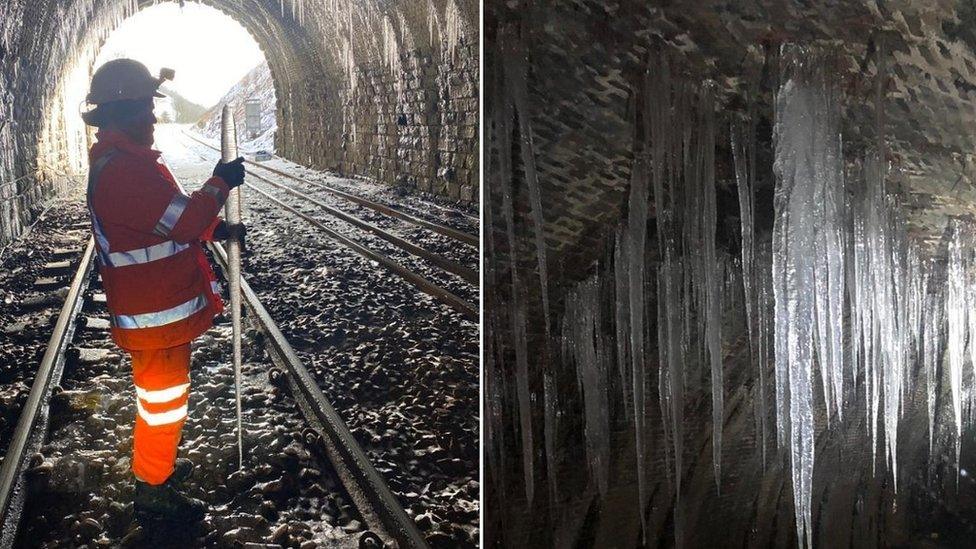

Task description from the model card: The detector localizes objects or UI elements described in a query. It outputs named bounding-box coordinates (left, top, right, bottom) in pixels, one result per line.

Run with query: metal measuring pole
left=221, top=105, right=244, bottom=469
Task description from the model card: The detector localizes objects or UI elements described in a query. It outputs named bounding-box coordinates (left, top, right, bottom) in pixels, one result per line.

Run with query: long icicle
left=946, top=221, right=967, bottom=480
left=774, top=47, right=846, bottom=549
left=732, top=114, right=764, bottom=467
left=924, top=262, right=941, bottom=456
left=508, top=50, right=551, bottom=340
left=494, top=48, right=534, bottom=504
left=627, top=152, right=649, bottom=543
left=700, top=85, right=723, bottom=491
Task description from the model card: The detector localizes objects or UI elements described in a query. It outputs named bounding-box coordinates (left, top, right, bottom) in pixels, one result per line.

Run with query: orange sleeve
left=100, top=160, right=230, bottom=244
left=199, top=217, right=223, bottom=242
left=167, top=176, right=231, bottom=244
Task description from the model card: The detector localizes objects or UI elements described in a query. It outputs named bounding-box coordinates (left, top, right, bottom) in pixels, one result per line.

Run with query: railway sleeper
left=13, top=274, right=381, bottom=548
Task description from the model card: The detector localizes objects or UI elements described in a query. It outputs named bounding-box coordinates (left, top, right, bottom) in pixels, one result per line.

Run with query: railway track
left=0, top=231, right=431, bottom=547
left=182, top=131, right=479, bottom=247
left=181, top=131, right=479, bottom=321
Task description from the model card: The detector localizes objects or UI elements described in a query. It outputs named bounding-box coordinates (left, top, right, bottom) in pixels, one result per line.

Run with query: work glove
left=213, top=157, right=246, bottom=189
left=213, top=221, right=247, bottom=254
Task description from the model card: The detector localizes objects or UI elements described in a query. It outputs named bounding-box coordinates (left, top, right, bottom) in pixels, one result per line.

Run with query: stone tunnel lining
left=0, top=0, right=479, bottom=245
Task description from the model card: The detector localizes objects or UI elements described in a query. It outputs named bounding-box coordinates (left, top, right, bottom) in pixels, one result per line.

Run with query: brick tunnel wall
left=334, top=37, right=479, bottom=202
left=485, top=1, right=976, bottom=547
left=0, top=0, right=479, bottom=246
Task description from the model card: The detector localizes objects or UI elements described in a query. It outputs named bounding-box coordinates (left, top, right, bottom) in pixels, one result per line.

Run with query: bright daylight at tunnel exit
left=0, top=0, right=480, bottom=547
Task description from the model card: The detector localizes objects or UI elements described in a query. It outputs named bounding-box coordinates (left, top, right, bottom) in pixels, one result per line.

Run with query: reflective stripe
left=135, top=383, right=189, bottom=404
left=136, top=399, right=188, bottom=426
left=87, top=151, right=119, bottom=266
left=210, top=280, right=221, bottom=294
left=91, top=218, right=113, bottom=267
left=113, top=293, right=208, bottom=329
left=152, top=193, right=190, bottom=238
left=105, top=240, right=189, bottom=268
left=202, top=183, right=226, bottom=203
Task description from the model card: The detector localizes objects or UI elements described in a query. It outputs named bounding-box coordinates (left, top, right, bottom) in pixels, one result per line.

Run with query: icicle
left=850, top=170, right=878, bottom=472
left=664, top=255, right=685, bottom=537
left=732, top=114, right=765, bottom=466
left=657, top=264, right=672, bottom=481
left=543, top=368, right=559, bottom=506
left=382, top=16, right=401, bottom=77
left=699, top=85, right=723, bottom=490
left=507, top=49, right=552, bottom=339
left=946, top=221, right=967, bottom=478
left=924, top=263, right=941, bottom=455
left=564, top=276, right=610, bottom=495
left=616, top=239, right=632, bottom=412
left=756, top=243, right=772, bottom=467
left=859, top=34, right=908, bottom=486
left=627, top=153, right=649, bottom=543
left=967, top=259, right=976, bottom=414
left=444, top=0, right=463, bottom=59
left=644, top=56, right=687, bottom=539
left=494, top=56, right=534, bottom=504
left=774, top=46, right=845, bottom=549
left=427, top=0, right=438, bottom=49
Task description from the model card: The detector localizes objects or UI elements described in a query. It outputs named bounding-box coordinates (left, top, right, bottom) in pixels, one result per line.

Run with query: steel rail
left=241, top=183, right=478, bottom=320
left=182, top=131, right=478, bottom=247
left=207, top=240, right=431, bottom=549
left=191, top=173, right=430, bottom=546
left=0, top=238, right=96, bottom=548
left=0, top=230, right=431, bottom=548
left=189, top=138, right=476, bottom=284
left=243, top=170, right=479, bottom=285
left=181, top=144, right=477, bottom=320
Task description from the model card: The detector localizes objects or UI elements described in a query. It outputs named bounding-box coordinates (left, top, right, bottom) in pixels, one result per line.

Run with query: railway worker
left=81, top=58, right=246, bottom=521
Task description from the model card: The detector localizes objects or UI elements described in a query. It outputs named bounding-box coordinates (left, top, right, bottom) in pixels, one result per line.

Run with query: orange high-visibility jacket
left=87, top=129, right=230, bottom=351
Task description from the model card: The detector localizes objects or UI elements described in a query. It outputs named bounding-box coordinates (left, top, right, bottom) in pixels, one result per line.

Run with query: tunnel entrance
left=0, top=0, right=480, bottom=547
left=0, top=0, right=479, bottom=546
left=55, top=1, right=275, bottom=183
left=0, top=0, right=479, bottom=247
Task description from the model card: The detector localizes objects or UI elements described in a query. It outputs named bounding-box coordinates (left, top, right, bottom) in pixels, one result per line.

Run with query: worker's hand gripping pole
left=221, top=105, right=244, bottom=470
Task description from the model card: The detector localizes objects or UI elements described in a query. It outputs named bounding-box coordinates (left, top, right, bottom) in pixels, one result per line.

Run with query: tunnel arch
left=0, top=0, right=479, bottom=244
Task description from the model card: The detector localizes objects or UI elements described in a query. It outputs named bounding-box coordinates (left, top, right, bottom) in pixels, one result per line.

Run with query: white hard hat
left=85, top=58, right=173, bottom=105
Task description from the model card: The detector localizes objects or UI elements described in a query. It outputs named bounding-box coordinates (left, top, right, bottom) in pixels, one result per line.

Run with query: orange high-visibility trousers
left=129, top=343, right=191, bottom=485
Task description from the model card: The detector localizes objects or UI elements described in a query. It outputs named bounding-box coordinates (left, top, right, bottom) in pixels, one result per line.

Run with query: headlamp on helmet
left=80, top=60, right=175, bottom=127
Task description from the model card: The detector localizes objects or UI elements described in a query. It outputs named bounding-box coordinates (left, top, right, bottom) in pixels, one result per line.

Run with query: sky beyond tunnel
left=93, top=2, right=266, bottom=107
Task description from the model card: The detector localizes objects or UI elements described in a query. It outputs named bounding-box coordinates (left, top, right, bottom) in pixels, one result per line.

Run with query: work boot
left=167, top=458, right=194, bottom=486
left=133, top=480, right=206, bottom=522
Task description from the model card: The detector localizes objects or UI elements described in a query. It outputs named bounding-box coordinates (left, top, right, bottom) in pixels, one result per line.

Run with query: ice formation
left=493, top=71, right=534, bottom=505
left=562, top=276, right=610, bottom=496
left=488, top=33, right=976, bottom=549
left=946, top=223, right=967, bottom=473
left=771, top=43, right=942, bottom=546
left=772, top=54, right=824, bottom=549
left=924, top=266, right=942, bottom=455
left=507, top=53, right=552, bottom=340
left=626, top=152, right=649, bottom=543
left=699, top=87, right=724, bottom=491
left=642, top=53, right=724, bottom=542
left=732, top=111, right=766, bottom=466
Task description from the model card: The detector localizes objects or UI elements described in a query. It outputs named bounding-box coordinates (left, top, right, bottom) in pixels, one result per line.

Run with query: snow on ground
left=178, top=124, right=479, bottom=226
left=197, top=62, right=277, bottom=153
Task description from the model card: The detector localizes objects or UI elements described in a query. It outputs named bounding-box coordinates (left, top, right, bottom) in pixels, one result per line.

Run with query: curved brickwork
left=488, top=1, right=976, bottom=289
left=0, top=0, right=479, bottom=245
